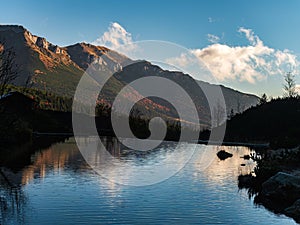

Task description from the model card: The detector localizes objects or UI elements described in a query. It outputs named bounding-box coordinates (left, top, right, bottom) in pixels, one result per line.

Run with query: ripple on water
left=0, top=138, right=297, bottom=225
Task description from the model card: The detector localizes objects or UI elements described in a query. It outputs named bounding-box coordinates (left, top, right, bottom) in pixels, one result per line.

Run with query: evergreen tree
left=259, top=93, right=268, bottom=105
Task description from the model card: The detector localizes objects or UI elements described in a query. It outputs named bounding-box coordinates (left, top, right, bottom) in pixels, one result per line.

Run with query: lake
left=0, top=137, right=296, bottom=224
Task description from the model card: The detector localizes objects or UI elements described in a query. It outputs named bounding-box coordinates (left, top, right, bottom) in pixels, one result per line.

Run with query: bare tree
left=0, top=43, right=19, bottom=96
left=283, top=71, right=297, bottom=98
left=212, top=100, right=226, bottom=127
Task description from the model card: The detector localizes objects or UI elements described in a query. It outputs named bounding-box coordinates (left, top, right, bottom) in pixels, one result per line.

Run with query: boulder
left=257, top=172, right=300, bottom=210
left=217, top=150, right=233, bottom=160
left=285, top=199, right=300, bottom=223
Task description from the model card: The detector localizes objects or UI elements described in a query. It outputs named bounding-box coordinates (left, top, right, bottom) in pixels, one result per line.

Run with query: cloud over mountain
left=92, top=22, right=136, bottom=54
left=167, top=28, right=299, bottom=84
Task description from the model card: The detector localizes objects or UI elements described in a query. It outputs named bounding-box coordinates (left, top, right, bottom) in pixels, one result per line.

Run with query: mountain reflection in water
left=0, top=137, right=295, bottom=225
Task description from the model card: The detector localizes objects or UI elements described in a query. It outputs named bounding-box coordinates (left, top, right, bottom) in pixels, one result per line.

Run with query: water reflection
left=76, top=136, right=198, bottom=186
left=0, top=173, right=26, bottom=224
left=0, top=137, right=295, bottom=225
left=0, top=137, right=73, bottom=224
left=192, top=145, right=256, bottom=185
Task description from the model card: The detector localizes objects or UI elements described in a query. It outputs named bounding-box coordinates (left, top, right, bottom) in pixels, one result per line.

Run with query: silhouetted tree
left=259, top=93, right=268, bottom=105
left=283, top=71, right=297, bottom=98
left=0, top=43, right=19, bottom=97
left=228, top=108, right=234, bottom=120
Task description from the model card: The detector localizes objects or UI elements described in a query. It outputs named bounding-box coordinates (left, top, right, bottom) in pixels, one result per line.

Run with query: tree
left=259, top=93, right=268, bottom=105
left=283, top=71, right=297, bottom=98
left=212, top=100, right=226, bottom=127
left=228, top=108, right=234, bottom=120
left=0, top=43, right=19, bottom=96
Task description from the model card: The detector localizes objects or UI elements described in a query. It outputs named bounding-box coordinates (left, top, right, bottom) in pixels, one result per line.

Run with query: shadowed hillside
left=225, top=97, right=300, bottom=148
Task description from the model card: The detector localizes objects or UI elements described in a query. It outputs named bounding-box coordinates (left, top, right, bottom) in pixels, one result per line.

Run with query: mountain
left=66, top=43, right=132, bottom=71
left=112, top=61, right=258, bottom=124
left=0, top=25, right=84, bottom=96
left=0, top=25, right=259, bottom=127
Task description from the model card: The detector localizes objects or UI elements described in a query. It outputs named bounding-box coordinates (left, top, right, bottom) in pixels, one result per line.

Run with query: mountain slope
left=66, top=43, right=132, bottom=71
left=0, top=25, right=83, bottom=96
left=112, top=61, right=258, bottom=125
left=0, top=25, right=259, bottom=127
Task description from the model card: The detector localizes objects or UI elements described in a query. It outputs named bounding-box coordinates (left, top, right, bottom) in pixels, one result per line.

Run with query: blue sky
left=1, top=0, right=300, bottom=96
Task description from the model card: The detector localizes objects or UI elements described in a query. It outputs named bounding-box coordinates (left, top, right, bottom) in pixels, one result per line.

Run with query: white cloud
left=167, top=27, right=299, bottom=84
left=208, top=17, right=214, bottom=23
left=94, top=24, right=299, bottom=87
left=165, top=53, right=196, bottom=68
left=207, top=34, right=220, bottom=44
left=208, top=17, right=222, bottom=23
left=92, top=22, right=136, bottom=53
left=238, top=27, right=259, bottom=45
left=208, top=17, right=217, bottom=23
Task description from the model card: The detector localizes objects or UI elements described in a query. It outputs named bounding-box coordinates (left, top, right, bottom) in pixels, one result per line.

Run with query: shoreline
left=238, top=145, right=300, bottom=223
left=32, top=132, right=270, bottom=148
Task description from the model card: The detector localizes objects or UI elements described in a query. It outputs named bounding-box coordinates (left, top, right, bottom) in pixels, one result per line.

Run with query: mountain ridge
left=0, top=24, right=259, bottom=126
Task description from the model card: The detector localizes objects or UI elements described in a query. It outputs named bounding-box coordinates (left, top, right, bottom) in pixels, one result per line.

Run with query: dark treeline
left=0, top=85, right=74, bottom=144
left=4, top=85, right=73, bottom=112
left=224, top=96, right=300, bottom=148
left=1, top=86, right=196, bottom=145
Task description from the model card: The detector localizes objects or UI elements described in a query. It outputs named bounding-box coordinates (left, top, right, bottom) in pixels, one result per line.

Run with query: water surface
left=0, top=137, right=296, bottom=224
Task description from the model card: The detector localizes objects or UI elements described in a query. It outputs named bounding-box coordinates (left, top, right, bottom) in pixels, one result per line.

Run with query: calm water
left=0, top=137, right=296, bottom=225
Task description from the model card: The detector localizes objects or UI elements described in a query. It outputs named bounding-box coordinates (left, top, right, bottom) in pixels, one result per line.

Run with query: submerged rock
left=217, top=150, right=233, bottom=160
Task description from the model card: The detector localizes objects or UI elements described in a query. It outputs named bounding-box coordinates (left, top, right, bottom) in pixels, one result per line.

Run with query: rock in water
left=256, top=172, right=300, bottom=211
left=217, top=150, right=233, bottom=160
left=285, top=199, right=300, bottom=223
left=243, top=155, right=251, bottom=160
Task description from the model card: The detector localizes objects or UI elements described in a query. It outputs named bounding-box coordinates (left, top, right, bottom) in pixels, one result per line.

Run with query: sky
left=1, top=0, right=300, bottom=97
